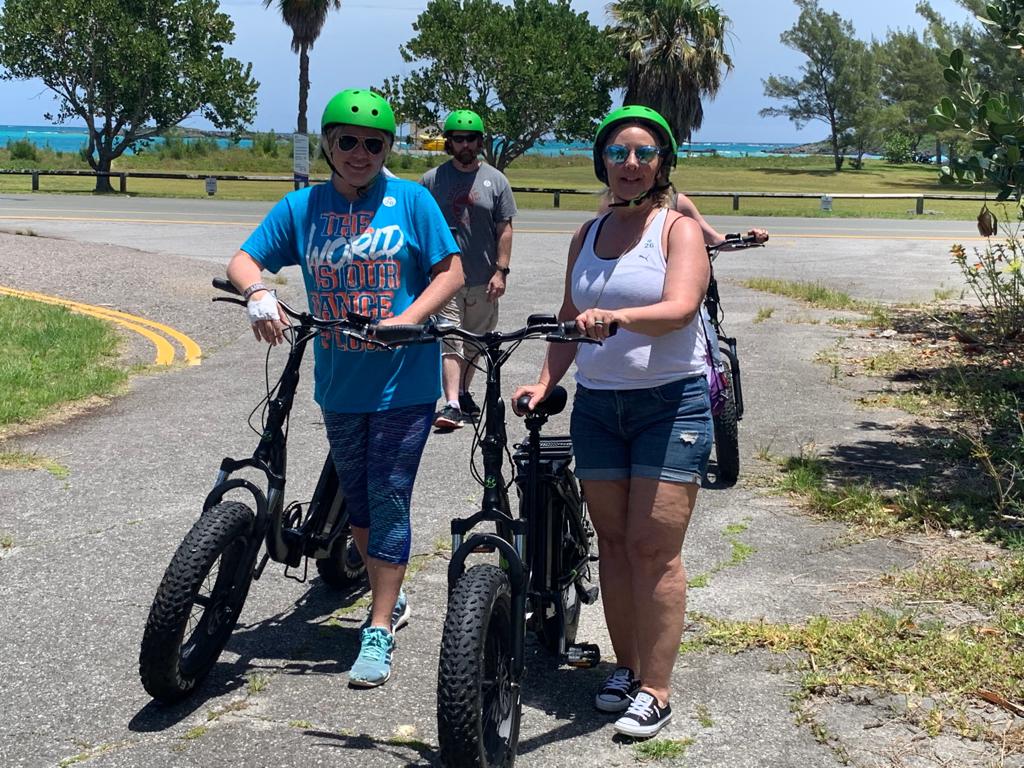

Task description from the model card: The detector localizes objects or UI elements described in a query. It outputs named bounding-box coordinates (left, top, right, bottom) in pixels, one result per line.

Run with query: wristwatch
left=496, top=265, right=510, bottom=276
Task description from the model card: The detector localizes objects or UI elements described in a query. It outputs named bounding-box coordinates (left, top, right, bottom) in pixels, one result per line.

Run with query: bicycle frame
left=202, top=280, right=364, bottom=579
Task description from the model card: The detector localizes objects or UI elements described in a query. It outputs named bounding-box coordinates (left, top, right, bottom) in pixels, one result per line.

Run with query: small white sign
left=293, top=133, right=310, bottom=185
left=205, top=177, right=217, bottom=196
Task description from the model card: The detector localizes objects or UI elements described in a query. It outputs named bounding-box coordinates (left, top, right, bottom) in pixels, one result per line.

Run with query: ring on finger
left=594, top=320, right=605, bottom=326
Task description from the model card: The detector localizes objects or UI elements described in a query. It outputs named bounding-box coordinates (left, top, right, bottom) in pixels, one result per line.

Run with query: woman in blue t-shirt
left=226, top=89, right=463, bottom=688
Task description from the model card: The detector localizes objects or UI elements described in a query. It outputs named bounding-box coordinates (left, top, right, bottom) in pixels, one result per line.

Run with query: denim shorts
left=570, top=376, right=713, bottom=485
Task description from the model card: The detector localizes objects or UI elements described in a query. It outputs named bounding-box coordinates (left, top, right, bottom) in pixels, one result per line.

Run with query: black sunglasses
left=449, top=134, right=480, bottom=144
left=336, top=135, right=386, bottom=155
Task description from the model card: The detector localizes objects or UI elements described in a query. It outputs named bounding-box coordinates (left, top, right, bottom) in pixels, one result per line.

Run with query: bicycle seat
left=516, top=386, right=567, bottom=417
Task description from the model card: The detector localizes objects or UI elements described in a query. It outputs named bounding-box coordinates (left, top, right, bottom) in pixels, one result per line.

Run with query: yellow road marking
left=0, top=286, right=201, bottom=366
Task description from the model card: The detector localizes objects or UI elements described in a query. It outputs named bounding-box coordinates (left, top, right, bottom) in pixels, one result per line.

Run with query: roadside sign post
left=205, top=177, right=217, bottom=196
left=293, top=133, right=310, bottom=190
left=820, top=194, right=833, bottom=212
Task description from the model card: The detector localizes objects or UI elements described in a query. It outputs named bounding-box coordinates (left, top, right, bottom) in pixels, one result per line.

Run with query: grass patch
left=1, top=533, right=13, bottom=549
left=0, top=295, right=127, bottom=427
left=742, top=278, right=867, bottom=311
left=682, top=610, right=1024, bottom=719
left=0, top=145, right=996, bottom=218
left=289, top=719, right=313, bottom=729
left=632, top=737, right=694, bottom=761
left=245, top=673, right=269, bottom=695
left=753, top=307, right=775, bottom=323
left=694, top=703, right=714, bottom=727
left=688, top=518, right=756, bottom=588
left=0, top=450, right=69, bottom=477
left=183, top=725, right=208, bottom=740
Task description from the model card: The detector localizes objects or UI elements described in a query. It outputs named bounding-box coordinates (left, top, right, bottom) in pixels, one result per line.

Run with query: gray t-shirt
left=420, top=162, right=517, bottom=287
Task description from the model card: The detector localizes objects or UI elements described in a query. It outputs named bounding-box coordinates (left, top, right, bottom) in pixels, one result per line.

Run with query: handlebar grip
left=372, top=323, right=432, bottom=345
left=212, top=277, right=241, bottom=295
left=556, top=319, right=618, bottom=338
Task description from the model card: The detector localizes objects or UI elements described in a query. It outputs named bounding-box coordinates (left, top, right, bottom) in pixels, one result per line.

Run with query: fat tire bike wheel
left=315, top=522, right=367, bottom=587
left=437, top=564, right=520, bottom=768
left=712, top=359, right=740, bottom=487
left=139, top=501, right=255, bottom=703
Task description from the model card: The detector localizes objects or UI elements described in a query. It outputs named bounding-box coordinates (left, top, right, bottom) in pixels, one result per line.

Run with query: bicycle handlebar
left=706, top=232, right=768, bottom=260
left=369, top=316, right=617, bottom=349
left=212, top=278, right=618, bottom=348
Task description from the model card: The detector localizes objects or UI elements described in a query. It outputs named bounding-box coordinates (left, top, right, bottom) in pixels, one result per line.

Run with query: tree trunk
left=830, top=133, right=844, bottom=171
left=298, top=42, right=309, bottom=136
left=936, top=138, right=942, bottom=166
left=94, top=153, right=114, bottom=194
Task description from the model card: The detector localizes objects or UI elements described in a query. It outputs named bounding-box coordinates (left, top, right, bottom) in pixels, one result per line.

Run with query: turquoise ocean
left=1, top=124, right=803, bottom=158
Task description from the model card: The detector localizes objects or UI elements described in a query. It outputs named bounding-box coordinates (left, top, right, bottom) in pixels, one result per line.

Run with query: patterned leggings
left=323, top=403, right=434, bottom=565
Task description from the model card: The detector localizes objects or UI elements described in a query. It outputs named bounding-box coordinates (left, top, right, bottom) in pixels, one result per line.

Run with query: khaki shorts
left=439, top=284, right=499, bottom=358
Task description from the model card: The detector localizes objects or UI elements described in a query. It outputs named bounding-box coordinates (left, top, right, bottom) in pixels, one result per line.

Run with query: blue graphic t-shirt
left=241, top=175, right=458, bottom=413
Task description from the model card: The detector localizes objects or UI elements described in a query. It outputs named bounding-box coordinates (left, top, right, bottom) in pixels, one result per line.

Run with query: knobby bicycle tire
left=315, top=521, right=367, bottom=588
left=713, top=360, right=740, bottom=486
left=139, top=501, right=255, bottom=703
left=437, top=564, right=520, bottom=768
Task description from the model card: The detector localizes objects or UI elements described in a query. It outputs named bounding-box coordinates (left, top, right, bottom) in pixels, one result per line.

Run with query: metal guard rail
left=0, top=168, right=991, bottom=213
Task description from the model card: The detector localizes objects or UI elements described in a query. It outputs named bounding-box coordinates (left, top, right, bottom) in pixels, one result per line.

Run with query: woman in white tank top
left=513, top=107, right=712, bottom=738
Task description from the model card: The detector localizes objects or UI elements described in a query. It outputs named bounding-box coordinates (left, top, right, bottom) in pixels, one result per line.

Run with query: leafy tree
left=391, top=0, right=617, bottom=171
left=874, top=28, right=947, bottom=153
left=263, top=0, right=342, bottom=136
left=607, top=0, right=733, bottom=144
left=917, top=0, right=1024, bottom=94
left=0, top=0, right=257, bottom=193
left=928, top=0, right=1024, bottom=202
left=760, top=0, right=873, bottom=171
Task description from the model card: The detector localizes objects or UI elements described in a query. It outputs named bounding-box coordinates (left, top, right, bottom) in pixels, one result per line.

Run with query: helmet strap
left=607, top=181, right=671, bottom=208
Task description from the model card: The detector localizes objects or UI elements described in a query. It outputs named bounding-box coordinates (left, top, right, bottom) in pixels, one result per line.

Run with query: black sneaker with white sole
left=458, top=391, right=481, bottom=421
left=595, top=666, right=641, bottom=712
left=433, top=405, right=464, bottom=430
left=613, top=690, right=672, bottom=738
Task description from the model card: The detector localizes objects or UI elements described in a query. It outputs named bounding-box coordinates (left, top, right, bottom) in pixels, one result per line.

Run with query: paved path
left=0, top=203, right=1010, bottom=768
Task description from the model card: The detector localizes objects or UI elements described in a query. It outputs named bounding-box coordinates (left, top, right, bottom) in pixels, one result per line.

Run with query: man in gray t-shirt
left=421, top=109, right=517, bottom=430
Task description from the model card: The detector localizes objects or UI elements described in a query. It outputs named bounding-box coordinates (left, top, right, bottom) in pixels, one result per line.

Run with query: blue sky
left=0, top=0, right=970, bottom=143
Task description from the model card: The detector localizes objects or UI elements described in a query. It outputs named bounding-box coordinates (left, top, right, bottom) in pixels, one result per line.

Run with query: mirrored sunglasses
left=603, top=144, right=662, bottom=165
left=336, top=135, right=386, bottom=155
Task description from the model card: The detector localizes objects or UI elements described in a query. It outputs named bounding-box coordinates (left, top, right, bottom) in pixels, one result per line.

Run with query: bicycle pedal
left=565, top=643, right=600, bottom=668
left=577, top=584, right=599, bottom=605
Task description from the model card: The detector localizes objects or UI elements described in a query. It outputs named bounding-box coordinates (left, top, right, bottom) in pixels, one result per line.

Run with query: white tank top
left=571, top=208, right=707, bottom=390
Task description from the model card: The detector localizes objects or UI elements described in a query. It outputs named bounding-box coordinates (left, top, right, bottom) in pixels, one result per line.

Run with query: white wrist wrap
left=247, top=292, right=280, bottom=324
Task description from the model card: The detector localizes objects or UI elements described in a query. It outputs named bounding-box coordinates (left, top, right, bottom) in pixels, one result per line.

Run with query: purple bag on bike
left=701, top=310, right=731, bottom=416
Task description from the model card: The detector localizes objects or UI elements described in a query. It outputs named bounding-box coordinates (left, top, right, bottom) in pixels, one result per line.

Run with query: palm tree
left=608, top=0, right=733, bottom=144
left=263, top=0, right=343, bottom=135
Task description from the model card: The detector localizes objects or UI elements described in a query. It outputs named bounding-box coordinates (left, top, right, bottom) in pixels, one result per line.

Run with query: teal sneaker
left=349, top=626, right=395, bottom=688
left=361, top=587, right=410, bottom=632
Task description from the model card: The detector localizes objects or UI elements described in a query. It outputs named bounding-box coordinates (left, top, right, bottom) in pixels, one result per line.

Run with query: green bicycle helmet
left=321, top=89, right=396, bottom=139
left=593, top=105, right=677, bottom=184
left=443, top=109, right=485, bottom=135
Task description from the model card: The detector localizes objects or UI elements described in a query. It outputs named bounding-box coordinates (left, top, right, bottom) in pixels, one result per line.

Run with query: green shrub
left=883, top=131, right=913, bottom=165
left=7, top=139, right=39, bottom=162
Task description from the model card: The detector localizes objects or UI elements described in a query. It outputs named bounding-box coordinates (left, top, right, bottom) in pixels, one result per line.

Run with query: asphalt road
left=0, top=195, right=1010, bottom=768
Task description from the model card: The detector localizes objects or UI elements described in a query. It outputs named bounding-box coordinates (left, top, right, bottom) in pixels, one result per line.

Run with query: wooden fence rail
left=0, top=168, right=991, bottom=213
